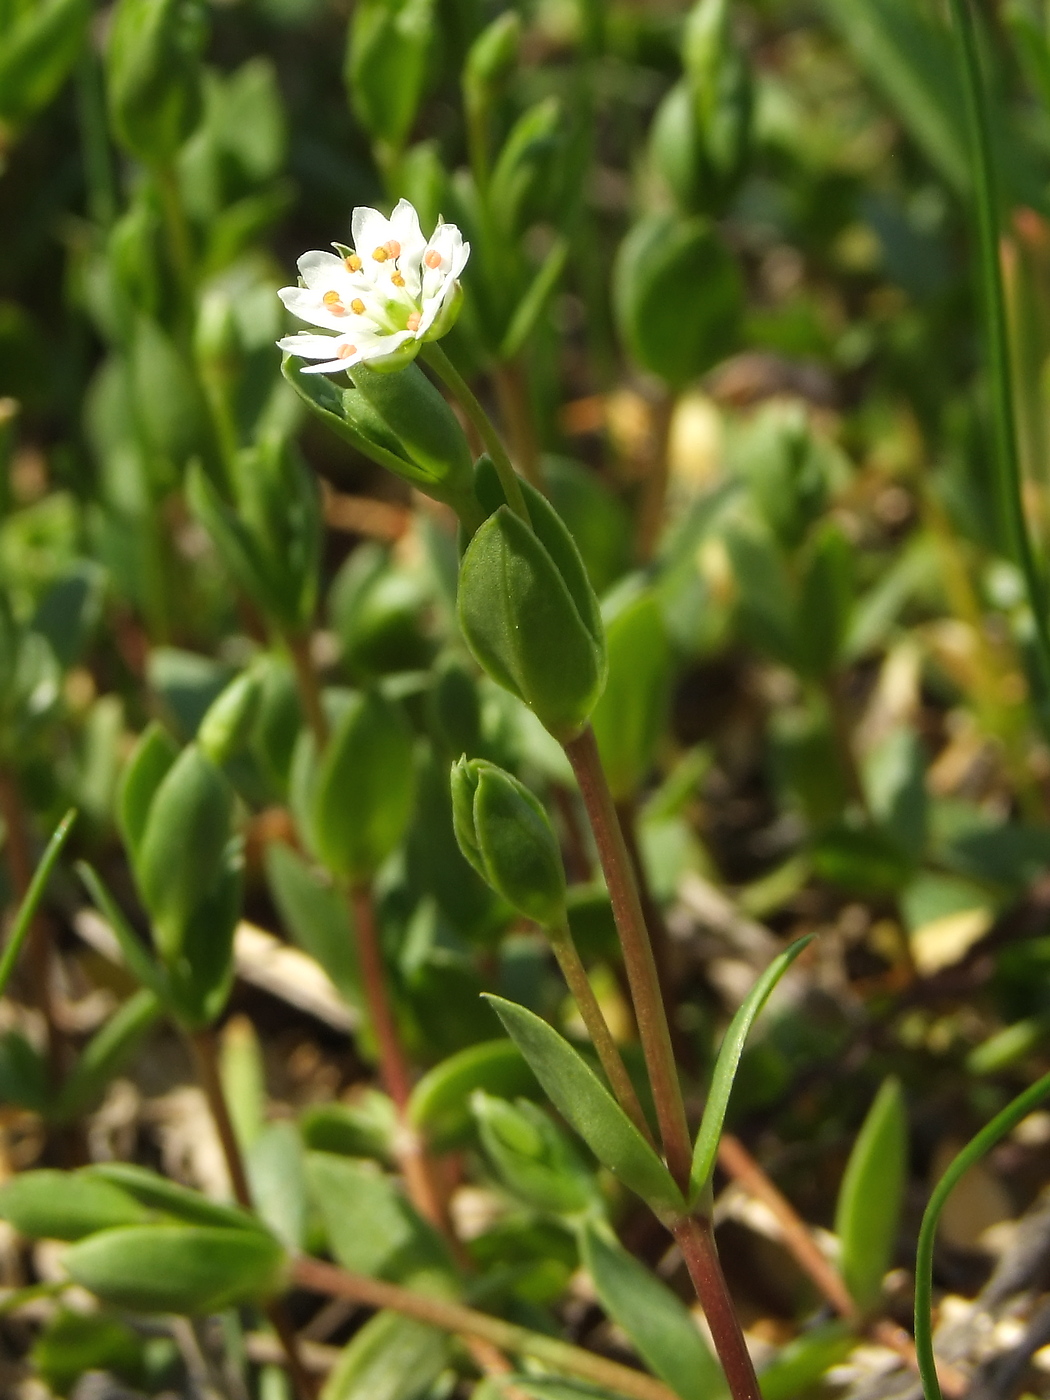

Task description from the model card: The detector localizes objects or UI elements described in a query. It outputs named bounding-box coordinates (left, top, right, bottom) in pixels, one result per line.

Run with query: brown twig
left=291, top=1256, right=678, bottom=1400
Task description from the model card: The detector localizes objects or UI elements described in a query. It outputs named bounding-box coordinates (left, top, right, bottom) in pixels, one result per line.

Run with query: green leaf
left=306, top=1152, right=453, bottom=1286
left=65, top=1224, right=287, bottom=1314
left=484, top=996, right=684, bottom=1212
left=31, top=1308, right=148, bottom=1396
left=135, top=742, right=236, bottom=962
left=863, top=727, right=927, bottom=861
left=301, top=1092, right=398, bottom=1163
left=0, top=808, right=76, bottom=999
left=581, top=1221, right=724, bottom=1400
left=345, top=0, right=435, bottom=151
left=498, top=1382, right=628, bottom=1400
left=0, top=1170, right=152, bottom=1241
left=54, top=989, right=161, bottom=1123
left=834, top=1076, right=907, bottom=1310
left=408, top=1039, right=537, bottom=1151
left=117, top=721, right=178, bottom=865
left=321, top=1310, right=449, bottom=1400
left=0, top=0, right=91, bottom=132
left=75, top=861, right=170, bottom=1003
left=590, top=586, right=673, bottom=803
left=690, top=936, right=813, bottom=1200
left=310, top=689, right=416, bottom=883
left=474, top=1092, right=597, bottom=1215
left=614, top=213, right=742, bottom=388
left=265, top=841, right=362, bottom=1009
left=86, top=1162, right=262, bottom=1232
left=757, top=1321, right=855, bottom=1400
left=106, top=0, right=207, bottom=163
left=500, top=235, right=569, bottom=361
left=458, top=506, right=606, bottom=742
left=249, top=1121, right=308, bottom=1251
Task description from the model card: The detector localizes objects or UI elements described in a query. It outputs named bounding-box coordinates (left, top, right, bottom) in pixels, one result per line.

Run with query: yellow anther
left=322, top=290, right=341, bottom=304
left=372, top=247, right=388, bottom=262
left=390, top=271, right=405, bottom=288
left=344, top=253, right=363, bottom=272
left=338, top=343, right=356, bottom=359
left=424, top=249, right=442, bottom=269
left=350, top=298, right=365, bottom=314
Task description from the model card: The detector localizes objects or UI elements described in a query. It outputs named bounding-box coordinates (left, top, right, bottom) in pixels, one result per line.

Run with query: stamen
left=372, top=247, right=388, bottom=262
left=384, top=239, right=401, bottom=258
left=407, top=312, right=421, bottom=332
left=350, top=298, right=365, bottom=314
left=344, top=253, right=363, bottom=272
left=424, top=249, right=442, bottom=269
left=337, top=343, right=356, bottom=359
left=390, top=271, right=405, bottom=288
left=322, top=290, right=341, bottom=304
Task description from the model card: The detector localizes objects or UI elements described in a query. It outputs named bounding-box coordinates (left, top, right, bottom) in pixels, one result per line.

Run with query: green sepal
left=484, top=995, right=684, bottom=1214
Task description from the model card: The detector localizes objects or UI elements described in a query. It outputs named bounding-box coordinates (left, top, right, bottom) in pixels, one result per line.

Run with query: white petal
left=297, top=249, right=350, bottom=289
left=279, top=285, right=366, bottom=333
left=351, top=206, right=395, bottom=281
left=277, top=331, right=349, bottom=359
left=357, top=328, right=417, bottom=364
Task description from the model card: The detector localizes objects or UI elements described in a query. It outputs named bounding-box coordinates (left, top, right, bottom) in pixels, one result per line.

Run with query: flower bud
left=457, top=480, right=606, bottom=740
left=106, top=0, right=207, bottom=164
left=450, top=758, right=566, bottom=927
left=280, top=356, right=482, bottom=526
left=472, top=1092, right=595, bottom=1215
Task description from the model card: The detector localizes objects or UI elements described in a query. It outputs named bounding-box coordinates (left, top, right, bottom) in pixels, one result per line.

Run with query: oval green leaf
left=834, top=1076, right=907, bottom=1311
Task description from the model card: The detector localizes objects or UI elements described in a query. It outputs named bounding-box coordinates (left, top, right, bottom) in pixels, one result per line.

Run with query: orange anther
left=344, top=253, right=363, bottom=272
left=390, top=271, right=405, bottom=288
left=424, top=249, right=442, bottom=269
left=372, top=247, right=388, bottom=262
left=338, top=343, right=356, bottom=359
left=385, top=239, right=401, bottom=258
left=407, top=312, right=421, bottom=332
left=350, top=298, right=365, bottom=314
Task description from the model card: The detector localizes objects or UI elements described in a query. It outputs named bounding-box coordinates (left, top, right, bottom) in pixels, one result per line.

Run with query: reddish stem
left=673, top=1215, right=761, bottom=1400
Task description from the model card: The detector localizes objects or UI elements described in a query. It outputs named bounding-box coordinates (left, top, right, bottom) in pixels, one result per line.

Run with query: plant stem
left=913, top=1066, right=1050, bottom=1400
left=563, top=725, right=692, bottom=1191
left=156, top=163, right=195, bottom=311
left=421, top=342, right=530, bottom=522
left=188, top=1028, right=317, bottom=1400
left=287, top=631, right=329, bottom=751
left=348, top=883, right=452, bottom=1238
left=616, top=798, right=677, bottom=1048
left=0, top=809, right=76, bottom=1000
left=493, top=360, right=544, bottom=492
left=189, top=1027, right=255, bottom=1210
left=672, top=1215, right=761, bottom=1400
left=547, top=923, right=653, bottom=1144
left=947, top=0, right=1050, bottom=734
left=291, top=1256, right=677, bottom=1400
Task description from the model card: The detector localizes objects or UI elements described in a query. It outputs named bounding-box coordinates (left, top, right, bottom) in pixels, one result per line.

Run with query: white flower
left=277, top=199, right=470, bottom=375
